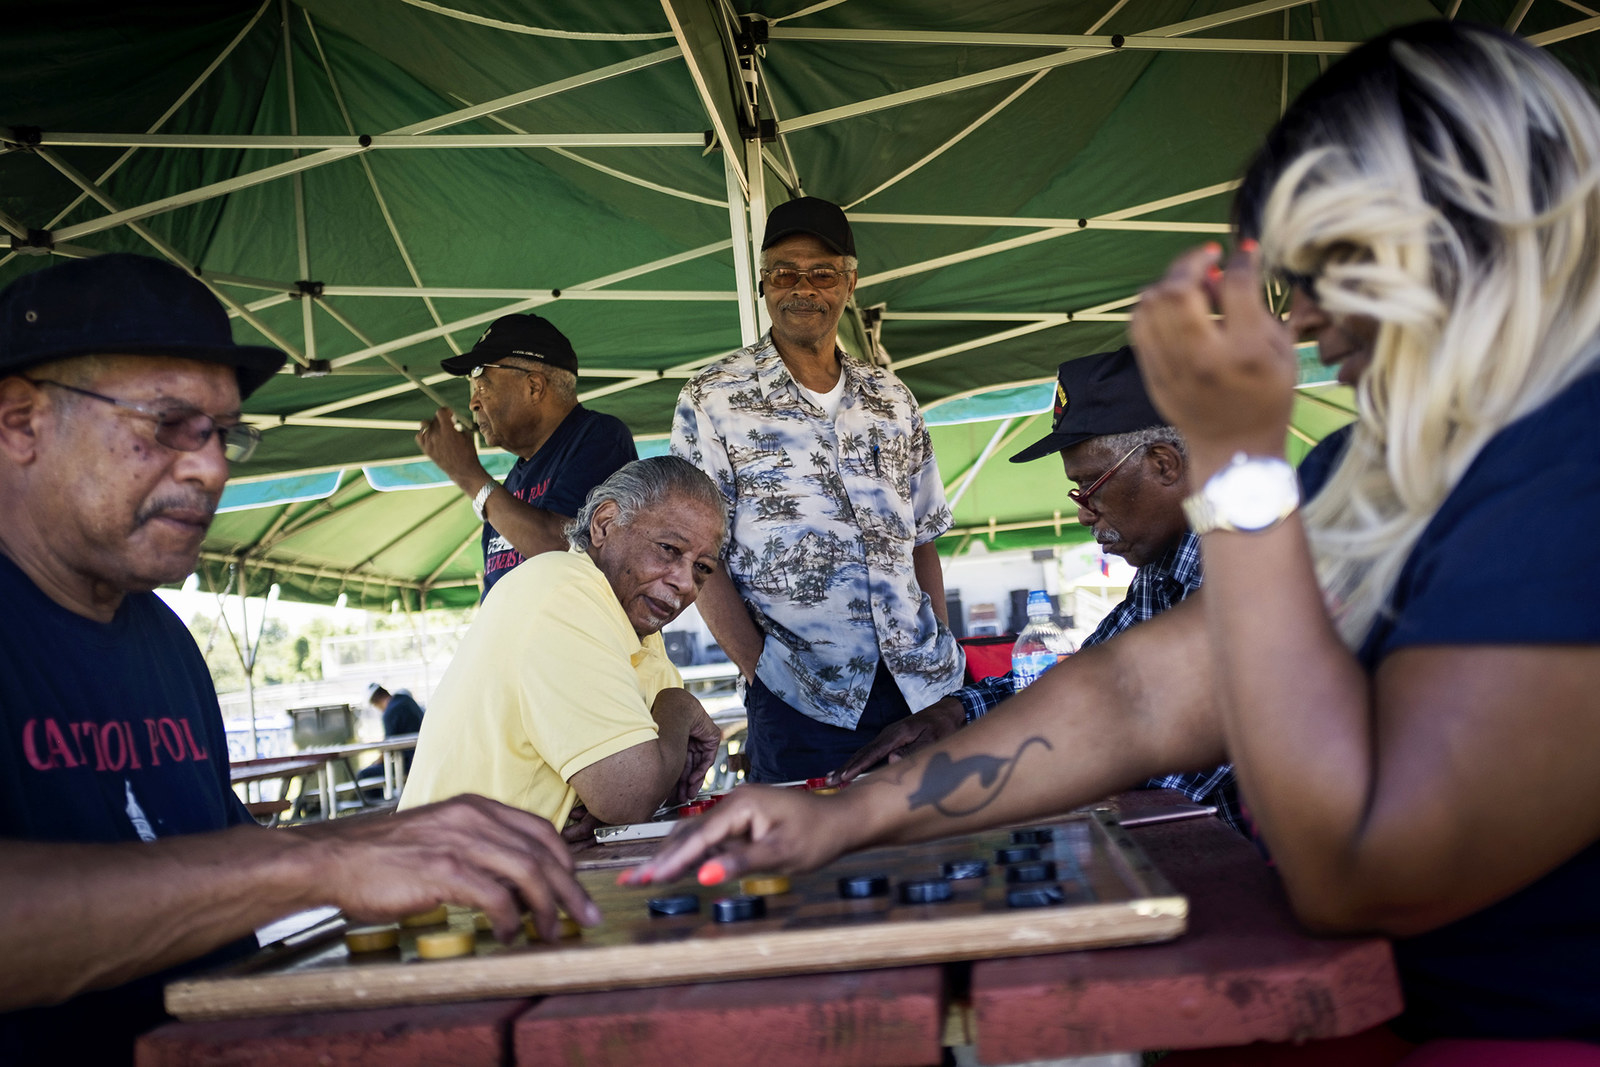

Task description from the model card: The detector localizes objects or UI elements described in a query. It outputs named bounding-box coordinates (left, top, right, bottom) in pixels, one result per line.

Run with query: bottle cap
left=1026, top=590, right=1053, bottom=619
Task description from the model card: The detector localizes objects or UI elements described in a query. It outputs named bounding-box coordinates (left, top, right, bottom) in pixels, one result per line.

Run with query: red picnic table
left=137, top=790, right=1401, bottom=1066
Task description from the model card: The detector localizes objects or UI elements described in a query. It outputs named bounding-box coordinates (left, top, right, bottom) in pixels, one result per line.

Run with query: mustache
left=135, top=491, right=218, bottom=529
left=779, top=298, right=826, bottom=313
left=1094, top=527, right=1122, bottom=545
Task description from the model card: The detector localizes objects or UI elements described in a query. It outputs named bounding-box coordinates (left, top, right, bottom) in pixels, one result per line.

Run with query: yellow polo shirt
left=399, top=548, right=681, bottom=825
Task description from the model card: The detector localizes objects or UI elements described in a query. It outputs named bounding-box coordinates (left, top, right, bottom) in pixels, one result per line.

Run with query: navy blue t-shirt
left=0, top=553, right=255, bottom=1064
left=1298, top=371, right=1600, bottom=1041
left=482, top=404, right=636, bottom=596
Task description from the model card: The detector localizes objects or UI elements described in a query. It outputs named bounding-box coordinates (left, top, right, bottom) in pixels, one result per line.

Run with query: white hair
left=565, top=456, right=727, bottom=553
left=1095, top=425, right=1186, bottom=459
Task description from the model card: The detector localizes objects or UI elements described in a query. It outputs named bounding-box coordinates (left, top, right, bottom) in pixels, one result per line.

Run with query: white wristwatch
left=471, top=481, right=496, bottom=522
left=1182, top=452, right=1300, bottom=535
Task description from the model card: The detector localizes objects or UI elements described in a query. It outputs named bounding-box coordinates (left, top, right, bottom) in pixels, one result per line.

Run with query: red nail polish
left=1240, top=238, right=1260, bottom=254
left=698, top=860, right=727, bottom=886
left=1203, top=241, right=1222, bottom=257
left=1206, top=265, right=1223, bottom=283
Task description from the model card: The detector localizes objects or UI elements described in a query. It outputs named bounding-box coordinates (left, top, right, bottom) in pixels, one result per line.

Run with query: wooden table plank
left=970, top=801, right=1402, bottom=1061
left=512, top=967, right=944, bottom=1067
left=136, top=998, right=529, bottom=1067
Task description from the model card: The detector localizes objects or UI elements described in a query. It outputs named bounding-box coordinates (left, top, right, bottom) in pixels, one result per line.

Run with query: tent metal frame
left=11, top=0, right=1600, bottom=601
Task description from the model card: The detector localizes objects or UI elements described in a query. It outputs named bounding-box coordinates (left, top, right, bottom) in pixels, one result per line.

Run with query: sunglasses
left=30, top=378, right=261, bottom=462
left=760, top=266, right=854, bottom=290
left=1067, top=444, right=1144, bottom=507
left=1271, top=266, right=1320, bottom=303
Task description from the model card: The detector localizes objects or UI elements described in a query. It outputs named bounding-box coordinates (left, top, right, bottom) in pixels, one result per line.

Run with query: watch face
left=1209, top=459, right=1298, bottom=531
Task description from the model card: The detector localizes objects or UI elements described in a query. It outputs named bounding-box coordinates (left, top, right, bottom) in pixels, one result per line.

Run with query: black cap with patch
left=1009, top=346, right=1166, bottom=463
left=440, top=313, right=578, bottom=376
left=761, top=197, right=855, bottom=256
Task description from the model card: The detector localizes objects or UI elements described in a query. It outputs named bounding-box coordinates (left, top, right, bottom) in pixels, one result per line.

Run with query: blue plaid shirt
left=954, top=533, right=1244, bottom=834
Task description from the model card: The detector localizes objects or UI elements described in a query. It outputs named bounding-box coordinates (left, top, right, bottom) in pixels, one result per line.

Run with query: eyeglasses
left=1067, top=444, right=1144, bottom=507
left=28, top=378, right=261, bottom=463
left=467, top=362, right=530, bottom=380
left=760, top=266, right=854, bottom=290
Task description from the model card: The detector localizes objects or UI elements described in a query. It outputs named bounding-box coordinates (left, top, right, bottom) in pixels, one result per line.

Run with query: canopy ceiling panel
left=3, top=0, right=1594, bottom=604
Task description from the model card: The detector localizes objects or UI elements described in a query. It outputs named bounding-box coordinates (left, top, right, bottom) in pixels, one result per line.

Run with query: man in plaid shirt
left=831, top=347, right=1242, bottom=834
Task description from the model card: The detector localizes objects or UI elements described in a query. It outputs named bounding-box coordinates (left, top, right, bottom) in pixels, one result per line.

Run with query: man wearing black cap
left=0, top=255, right=597, bottom=1064
left=671, top=197, right=964, bottom=782
left=417, top=313, right=636, bottom=598
left=831, top=347, right=1241, bottom=835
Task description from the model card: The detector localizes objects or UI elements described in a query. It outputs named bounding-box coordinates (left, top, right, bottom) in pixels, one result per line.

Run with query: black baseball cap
left=0, top=253, right=286, bottom=398
left=762, top=197, right=856, bottom=257
left=1009, top=346, right=1166, bottom=463
left=440, top=313, right=578, bottom=376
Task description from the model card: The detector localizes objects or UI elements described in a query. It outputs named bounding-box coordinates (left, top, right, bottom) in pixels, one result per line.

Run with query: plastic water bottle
left=1012, top=590, right=1075, bottom=690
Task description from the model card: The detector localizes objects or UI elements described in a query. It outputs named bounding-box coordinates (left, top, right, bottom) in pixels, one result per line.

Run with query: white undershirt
left=796, top=374, right=846, bottom=420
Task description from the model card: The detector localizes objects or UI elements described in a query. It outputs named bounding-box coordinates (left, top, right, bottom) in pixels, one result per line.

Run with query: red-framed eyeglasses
left=1067, top=444, right=1144, bottom=507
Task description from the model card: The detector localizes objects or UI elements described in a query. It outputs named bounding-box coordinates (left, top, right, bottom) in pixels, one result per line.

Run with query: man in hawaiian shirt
left=671, top=197, right=964, bottom=782
left=830, top=347, right=1243, bottom=834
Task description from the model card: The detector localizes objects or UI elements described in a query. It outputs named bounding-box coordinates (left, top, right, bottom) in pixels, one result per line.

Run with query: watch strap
left=1181, top=491, right=1224, bottom=536
left=1182, top=452, right=1299, bottom=535
left=471, top=480, right=496, bottom=522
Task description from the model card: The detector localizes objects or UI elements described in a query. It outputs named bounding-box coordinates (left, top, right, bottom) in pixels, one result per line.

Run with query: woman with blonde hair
left=633, top=22, right=1600, bottom=1057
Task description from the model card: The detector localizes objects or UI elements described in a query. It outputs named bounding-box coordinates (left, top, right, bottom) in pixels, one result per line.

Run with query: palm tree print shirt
left=671, top=333, right=965, bottom=728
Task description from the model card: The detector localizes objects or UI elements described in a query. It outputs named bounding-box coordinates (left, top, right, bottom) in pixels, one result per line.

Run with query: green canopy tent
left=2, top=0, right=1590, bottom=607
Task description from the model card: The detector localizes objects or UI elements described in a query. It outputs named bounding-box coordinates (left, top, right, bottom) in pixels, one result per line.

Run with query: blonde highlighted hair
left=1236, top=22, right=1600, bottom=646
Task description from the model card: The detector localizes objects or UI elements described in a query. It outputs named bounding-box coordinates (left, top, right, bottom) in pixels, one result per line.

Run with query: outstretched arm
left=1130, top=242, right=1600, bottom=936
left=626, top=596, right=1222, bottom=886
left=0, top=796, right=599, bottom=1012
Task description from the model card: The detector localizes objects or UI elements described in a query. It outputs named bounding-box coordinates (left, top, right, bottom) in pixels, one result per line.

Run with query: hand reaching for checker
left=620, top=785, right=861, bottom=889
left=299, top=794, right=600, bottom=942
left=1128, top=241, right=1300, bottom=464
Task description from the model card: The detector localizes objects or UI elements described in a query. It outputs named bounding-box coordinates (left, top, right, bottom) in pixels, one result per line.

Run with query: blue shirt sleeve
left=537, top=414, right=638, bottom=517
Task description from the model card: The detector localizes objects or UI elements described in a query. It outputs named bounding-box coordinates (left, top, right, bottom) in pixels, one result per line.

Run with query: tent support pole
left=857, top=180, right=1239, bottom=290
left=0, top=0, right=272, bottom=272
left=284, top=0, right=317, bottom=366
left=306, top=10, right=466, bottom=356
left=725, top=155, right=761, bottom=345
left=50, top=46, right=684, bottom=245
left=460, top=94, right=724, bottom=207
left=316, top=299, right=462, bottom=414
left=31, top=148, right=308, bottom=365
left=943, top=418, right=1015, bottom=512
left=427, top=528, right=486, bottom=587
left=323, top=237, right=731, bottom=369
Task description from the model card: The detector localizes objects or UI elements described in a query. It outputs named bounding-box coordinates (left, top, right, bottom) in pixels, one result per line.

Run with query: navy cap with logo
left=1009, top=346, right=1166, bottom=463
left=440, top=313, right=578, bottom=376
left=0, top=253, right=287, bottom=398
left=762, top=197, right=855, bottom=256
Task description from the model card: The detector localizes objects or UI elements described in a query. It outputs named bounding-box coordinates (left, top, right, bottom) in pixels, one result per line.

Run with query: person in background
left=356, top=682, right=425, bottom=787
left=417, top=314, right=636, bottom=598
left=400, top=458, right=726, bottom=833
left=672, top=197, right=964, bottom=783
left=833, top=347, right=1241, bottom=835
